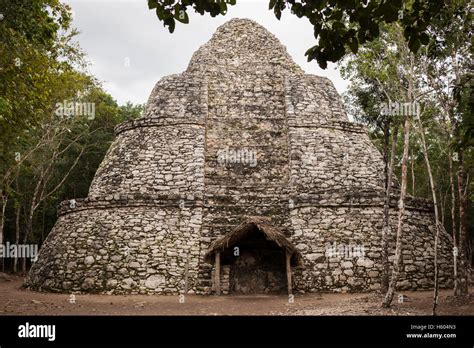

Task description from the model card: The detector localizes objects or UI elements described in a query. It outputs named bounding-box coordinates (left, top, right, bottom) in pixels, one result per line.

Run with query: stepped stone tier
left=26, top=19, right=453, bottom=295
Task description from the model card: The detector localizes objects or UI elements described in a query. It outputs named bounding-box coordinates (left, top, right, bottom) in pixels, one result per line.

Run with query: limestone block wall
left=289, top=200, right=453, bottom=293
left=145, top=73, right=208, bottom=122
left=25, top=199, right=203, bottom=294
left=186, top=19, right=303, bottom=75
left=286, top=75, right=386, bottom=192
left=204, top=71, right=289, bottom=187
left=288, top=126, right=386, bottom=190
left=88, top=125, right=205, bottom=197
left=89, top=72, right=207, bottom=198
left=197, top=64, right=294, bottom=292
left=285, top=75, right=348, bottom=124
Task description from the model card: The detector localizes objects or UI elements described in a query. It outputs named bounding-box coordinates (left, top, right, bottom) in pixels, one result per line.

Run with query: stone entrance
left=229, top=229, right=287, bottom=294
left=204, top=217, right=302, bottom=295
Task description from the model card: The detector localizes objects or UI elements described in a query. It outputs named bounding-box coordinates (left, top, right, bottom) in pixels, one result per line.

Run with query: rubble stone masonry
left=26, top=19, right=453, bottom=294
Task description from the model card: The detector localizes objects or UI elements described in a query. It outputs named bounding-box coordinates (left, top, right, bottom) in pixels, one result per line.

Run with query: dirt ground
left=0, top=276, right=473, bottom=316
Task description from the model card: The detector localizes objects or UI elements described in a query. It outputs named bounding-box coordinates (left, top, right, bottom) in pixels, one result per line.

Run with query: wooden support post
left=184, top=253, right=189, bottom=294
left=286, top=250, right=292, bottom=295
left=215, top=252, right=221, bottom=295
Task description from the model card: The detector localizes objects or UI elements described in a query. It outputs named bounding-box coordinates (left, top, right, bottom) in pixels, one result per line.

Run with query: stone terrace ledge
left=57, top=193, right=204, bottom=216
left=57, top=187, right=433, bottom=217
left=115, top=117, right=367, bottom=136
left=290, top=188, right=434, bottom=212
left=114, top=117, right=205, bottom=135
left=287, top=120, right=367, bottom=133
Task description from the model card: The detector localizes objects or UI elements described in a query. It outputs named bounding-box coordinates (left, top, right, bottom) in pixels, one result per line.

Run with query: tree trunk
left=440, top=191, right=445, bottom=226
left=41, top=201, right=46, bottom=243
left=455, top=149, right=469, bottom=297
left=382, top=117, right=410, bottom=308
left=381, top=123, right=399, bottom=292
left=22, top=208, right=34, bottom=275
left=13, top=201, right=21, bottom=273
left=0, top=193, right=7, bottom=272
left=448, top=149, right=459, bottom=295
left=415, top=113, right=443, bottom=315
left=22, top=175, right=42, bottom=275
left=411, top=149, right=415, bottom=195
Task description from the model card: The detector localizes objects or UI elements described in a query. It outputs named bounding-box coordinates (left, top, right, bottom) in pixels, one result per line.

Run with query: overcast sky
left=65, top=0, right=349, bottom=106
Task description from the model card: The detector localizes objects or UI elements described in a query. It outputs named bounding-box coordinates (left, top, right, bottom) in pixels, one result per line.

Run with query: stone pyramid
left=26, top=19, right=453, bottom=295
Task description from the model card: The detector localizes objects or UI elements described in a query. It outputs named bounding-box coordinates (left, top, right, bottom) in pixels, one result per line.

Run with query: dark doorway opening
left=221, top=225, right=287, bottom=294
left=204, top=216, right=302, bottom=296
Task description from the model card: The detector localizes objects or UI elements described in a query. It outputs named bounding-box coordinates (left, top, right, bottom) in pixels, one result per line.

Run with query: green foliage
left=454, top=72, right=474, bottom=150
left=148, top=0, right=449, bottom=68
left=0, top=0, right=145, bottom=263
left=341, top=1, right=473, bottom=243
left=0, top=0, right=85, bottom=175
left=340, top=23, right=409, bottom=135
left=148, top=0, right=234, bottom=33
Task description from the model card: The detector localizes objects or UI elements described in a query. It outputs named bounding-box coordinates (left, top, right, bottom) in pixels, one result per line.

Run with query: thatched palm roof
left=204, top=216, right=302, bottom=266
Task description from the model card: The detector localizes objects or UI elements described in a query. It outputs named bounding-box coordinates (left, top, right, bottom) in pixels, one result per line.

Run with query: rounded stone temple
left=26, top=18, right=453, bottom=295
